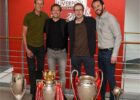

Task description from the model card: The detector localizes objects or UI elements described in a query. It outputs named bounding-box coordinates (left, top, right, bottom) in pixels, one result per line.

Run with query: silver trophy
left=42, top=70, right=56, bottom=100
left=71, top=70, right=103, bottom=100
left=112, top=86, right=123, bottom=100
left=10, top=73, right=26, bottom=100
left=77, top=75, right=98, bottom=100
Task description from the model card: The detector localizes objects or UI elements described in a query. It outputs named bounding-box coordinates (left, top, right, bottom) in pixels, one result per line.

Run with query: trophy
left=42, top=70, right=56, bottom=100
left=10, top=73, right=26, bottom=100
left=112, top=86, right=123, bottom=100
left=71, top=69, right=103, bottom=100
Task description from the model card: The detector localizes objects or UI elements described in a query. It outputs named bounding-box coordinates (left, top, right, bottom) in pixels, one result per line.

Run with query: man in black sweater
left=68, top=3, right=96, bottom=76
left=44, top=4, right=68, bottom=99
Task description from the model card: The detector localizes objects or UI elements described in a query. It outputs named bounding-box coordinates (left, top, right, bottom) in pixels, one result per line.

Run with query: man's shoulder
left=84, top=16, right=96, bottom=21
left=41, top=11, right=49, bottom=19
left=25, top=11, right=35, bottom=16
left=105, top=12, right=115, bottom=19
left=41, top=11, right=48, bottom=16
left=68, top=20, right=74, bottom=25
left=60, top=18, right=67, bottom=23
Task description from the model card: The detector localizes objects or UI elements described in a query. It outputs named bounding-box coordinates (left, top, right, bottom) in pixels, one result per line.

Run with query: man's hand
left=26, top=48, right=33, bottom=58
left=111, top=57, right=117, bottom=64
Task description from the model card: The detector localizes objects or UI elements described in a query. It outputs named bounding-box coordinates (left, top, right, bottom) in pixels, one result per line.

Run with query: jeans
left=71, top=56, right=95, bottom=76
left=98, top=49, right=116, bottom=100
left=47, top=48, right=67, bottom=93
left=27, top=45, right=45, bottom=100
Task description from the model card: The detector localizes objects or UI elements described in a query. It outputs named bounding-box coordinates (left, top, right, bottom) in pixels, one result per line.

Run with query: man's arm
left=110, top=16, right=122, bottom=63
left=22, top=25, right=33, bottom=58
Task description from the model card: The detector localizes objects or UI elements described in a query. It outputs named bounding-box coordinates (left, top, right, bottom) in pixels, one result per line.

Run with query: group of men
left=22, top=0, right=122, bottom=100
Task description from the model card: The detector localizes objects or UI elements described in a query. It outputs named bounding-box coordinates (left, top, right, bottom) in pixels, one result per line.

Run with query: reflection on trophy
left=10, top=73, right=26, bottom=100
left=112, top=86, right=123, bottom=100
left=42, top=70, right=56, bottom=100
left=71, top=69, right=103, bottom=100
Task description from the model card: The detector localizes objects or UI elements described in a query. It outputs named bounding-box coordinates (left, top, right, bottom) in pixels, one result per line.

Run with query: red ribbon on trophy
left=36, top=81, right=44, bottom=100
left=56, top=82, right=64, bottom=100
left=95, top=68, right=102, bottom=100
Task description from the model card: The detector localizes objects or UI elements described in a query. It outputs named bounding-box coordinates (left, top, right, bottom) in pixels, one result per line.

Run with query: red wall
left=8, top=0, right=125, bottom=88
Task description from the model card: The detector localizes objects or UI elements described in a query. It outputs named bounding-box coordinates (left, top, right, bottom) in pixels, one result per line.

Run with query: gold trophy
left=112, top=86, right=123, bottom=100
left=10, top=73, right=26, bottom=100
left=42, top=70, right=56, bottom=100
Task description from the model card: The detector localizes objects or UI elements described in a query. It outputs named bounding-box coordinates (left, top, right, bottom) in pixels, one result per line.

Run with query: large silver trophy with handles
left=112, top=86, right=123, bottom=100
left=71, top=69, right=103, bottom=100
left=10, top=73, right=26, bottom=100
left=42, top=70, right=56, bottom=100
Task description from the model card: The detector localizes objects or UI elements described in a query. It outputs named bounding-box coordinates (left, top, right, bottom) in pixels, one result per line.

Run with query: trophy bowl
left=77, top=75, right=97, bottom=100
left=10, top=73, right=26, bottom=100
left=71, top=69, right=103, bottom=100
left=43, top=81, right=56, bottom=100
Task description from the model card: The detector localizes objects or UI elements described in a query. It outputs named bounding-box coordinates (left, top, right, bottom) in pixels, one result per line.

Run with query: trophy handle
left=21, top=79, right=26, bottom=98
left=94, top=69, right=104, bottom=100
left=70, top=69, right=79, bottom=100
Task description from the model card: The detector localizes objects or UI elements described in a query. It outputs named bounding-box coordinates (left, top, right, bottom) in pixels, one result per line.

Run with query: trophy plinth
left=10, top=73, right=26, bottom=100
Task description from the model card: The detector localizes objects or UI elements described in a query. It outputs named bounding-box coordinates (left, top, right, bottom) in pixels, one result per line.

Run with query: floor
left=0, top=87, right=140, bottom=100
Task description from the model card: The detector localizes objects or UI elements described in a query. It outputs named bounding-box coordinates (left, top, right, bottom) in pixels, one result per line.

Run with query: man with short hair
left=68, top=3, right=96, bottom=77
left=92, top=0, right=122, bottom=100
left=22, top=0, right=49, bottom=99
left=44, top=4, right=68, bottom=99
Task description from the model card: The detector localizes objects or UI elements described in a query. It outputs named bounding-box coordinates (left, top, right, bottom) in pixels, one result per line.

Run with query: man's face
left=34, top=0, right=44, bottom=12
left=51, top=6, right=61, bottom=19
left=74, top=5, right=84, bottom=19
left=92, top=1, right=104, bottom=16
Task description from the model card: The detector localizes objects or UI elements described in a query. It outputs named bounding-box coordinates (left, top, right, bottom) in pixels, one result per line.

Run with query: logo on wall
left=55, top=0, right=91, bottom=21
left=55, top=0, right=87, bottom=9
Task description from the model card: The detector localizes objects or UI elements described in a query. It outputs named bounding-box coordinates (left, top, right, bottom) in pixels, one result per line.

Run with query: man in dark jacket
left=68, top=3, right=96, bottom=76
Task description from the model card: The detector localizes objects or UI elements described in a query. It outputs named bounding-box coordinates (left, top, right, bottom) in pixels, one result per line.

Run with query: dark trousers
left=98, top=49, right=116, bottom=100
left=27, top=45, right=45, bottom=100
left=71, top=56, right=95, bottom=76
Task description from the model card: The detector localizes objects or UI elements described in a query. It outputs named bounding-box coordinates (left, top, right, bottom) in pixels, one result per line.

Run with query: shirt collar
left=97, top=11, right=108, bottom=19
left=32, top=9, right=42, bottom=16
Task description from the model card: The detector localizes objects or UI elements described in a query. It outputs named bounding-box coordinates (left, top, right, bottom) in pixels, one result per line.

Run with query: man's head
left=91, top=0, right=105, bottom=16
left=51, top=4, right=62, bottom=19
left=73, top=3, right=84, bottom=19
left=34, top=0, right=44, bottom=12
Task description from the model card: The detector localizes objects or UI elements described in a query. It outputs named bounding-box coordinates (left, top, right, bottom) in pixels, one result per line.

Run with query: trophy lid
left=43, top=70, right=55, bottom=81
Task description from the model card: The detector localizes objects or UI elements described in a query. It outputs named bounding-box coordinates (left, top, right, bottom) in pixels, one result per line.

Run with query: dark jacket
left=44, top=18, right=68, bottom=52
left=68, top=16, right=96, bottom=57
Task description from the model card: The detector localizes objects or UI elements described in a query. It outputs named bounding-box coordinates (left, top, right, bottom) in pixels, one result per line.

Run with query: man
left=92, top=0, right=122, bottom=100
left=44, top=4, right=68, bottom=99
left=68, top=3, right=96, bottom=76
left=22, top=0, right=48, bottom=99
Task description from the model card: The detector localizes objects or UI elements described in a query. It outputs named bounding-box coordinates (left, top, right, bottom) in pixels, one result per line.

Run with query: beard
left=96, top=8, right=104, bottom=16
